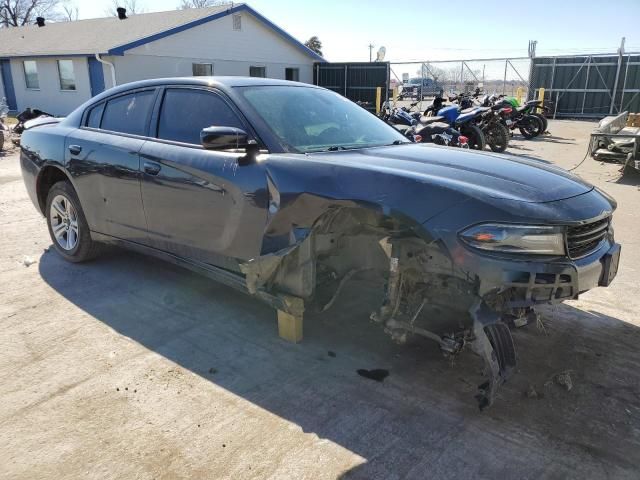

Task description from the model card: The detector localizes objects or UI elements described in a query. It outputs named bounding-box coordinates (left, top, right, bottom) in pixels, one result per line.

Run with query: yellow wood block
left=277, top=310, right=303, bottom=343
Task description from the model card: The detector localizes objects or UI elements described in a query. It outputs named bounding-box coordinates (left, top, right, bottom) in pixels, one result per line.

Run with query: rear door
left=139, top=86, right=267, bottom=269
left=65, top=88, right=156, bottom=243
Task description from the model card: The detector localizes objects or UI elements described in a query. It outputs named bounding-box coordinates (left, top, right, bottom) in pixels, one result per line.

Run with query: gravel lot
left=1, top=120, right=639, bottom=479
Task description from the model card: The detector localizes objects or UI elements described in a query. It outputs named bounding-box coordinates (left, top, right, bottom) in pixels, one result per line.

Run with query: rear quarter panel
left=20, top=124, right=75, bottom=214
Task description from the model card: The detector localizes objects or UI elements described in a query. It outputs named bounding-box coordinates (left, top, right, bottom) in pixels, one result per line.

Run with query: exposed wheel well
left=37, top=166, right=71, bottom=214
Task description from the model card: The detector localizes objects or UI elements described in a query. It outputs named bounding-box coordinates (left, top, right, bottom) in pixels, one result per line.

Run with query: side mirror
left=201, top=126, right=251, bottom=150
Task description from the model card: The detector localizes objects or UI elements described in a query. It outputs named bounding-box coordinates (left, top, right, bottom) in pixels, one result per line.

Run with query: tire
left=46, top=181, right=101, bottom=263
left=484, top=323, right=517, bottom=373
left=533, top=112, right=548, bottom=132
left=460, top=124, right=486, bottom=151
left=485, top=122, right=509, bottom=153
left=519, top=115, right=543, bottom=139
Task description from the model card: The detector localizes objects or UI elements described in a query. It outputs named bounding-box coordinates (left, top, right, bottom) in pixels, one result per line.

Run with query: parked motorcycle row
left=379, top=89, right=550, bottom=152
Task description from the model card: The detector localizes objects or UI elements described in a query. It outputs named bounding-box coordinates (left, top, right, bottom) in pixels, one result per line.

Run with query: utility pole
left=368, top=43, right=375, bottom=62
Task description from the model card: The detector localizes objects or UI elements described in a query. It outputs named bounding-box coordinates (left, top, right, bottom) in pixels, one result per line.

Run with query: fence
left=313, top=62, right=390, bottom=112
left=315, top=53, right=640, bottom=119
left=390, top=57, right=532, bottom=109
left=530, top=53, right=640, bottom=117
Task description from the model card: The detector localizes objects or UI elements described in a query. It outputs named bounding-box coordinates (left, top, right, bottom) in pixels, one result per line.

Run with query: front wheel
left=485, top=122, right=509, bottom=152
left=519, top=115, right=543, bottom=139
left=460, top=124, right=486, bottom=151
left=46, top=181, right=101, bottom=263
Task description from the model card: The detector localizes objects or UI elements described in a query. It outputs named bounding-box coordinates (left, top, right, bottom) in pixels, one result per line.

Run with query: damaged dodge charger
left=20, top=77, right=621, bottom=408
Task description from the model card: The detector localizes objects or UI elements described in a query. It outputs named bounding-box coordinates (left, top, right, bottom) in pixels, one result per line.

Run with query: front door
left=139, top=87, right=267, bottom=269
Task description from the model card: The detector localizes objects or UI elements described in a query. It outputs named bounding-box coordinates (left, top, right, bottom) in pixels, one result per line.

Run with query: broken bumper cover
left=447, top=236, right=620, bottom=308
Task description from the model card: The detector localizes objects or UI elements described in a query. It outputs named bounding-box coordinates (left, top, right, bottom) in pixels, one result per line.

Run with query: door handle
left=68, top=145, right=82, bottom=155
left=143, top=161, right=161, bottom=176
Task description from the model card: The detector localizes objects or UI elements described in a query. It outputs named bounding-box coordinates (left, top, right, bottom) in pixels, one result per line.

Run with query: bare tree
left=178, top=0, right=228, bottom=8
left=61, top=0, right=77, bottom=21
left=104, top=0, right=145, bottom=17
left=304, top=36, right=322, bottom=56
left=0, top=0, right=65, bottom=27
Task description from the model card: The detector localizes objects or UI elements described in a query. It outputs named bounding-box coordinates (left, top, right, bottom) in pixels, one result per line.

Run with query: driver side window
left=156, top=88, right=243, bottom=145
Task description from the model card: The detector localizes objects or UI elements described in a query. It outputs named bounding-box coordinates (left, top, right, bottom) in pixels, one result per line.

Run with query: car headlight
left=459, top=224, right=566, bottom=255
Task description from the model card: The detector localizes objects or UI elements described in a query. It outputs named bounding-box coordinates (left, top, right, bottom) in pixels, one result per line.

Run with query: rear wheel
left=460, top=124, right=486, bottom=151
left=519, top=115, right=543, bottom=139
left=485, top=123, right=509, bottom=152
left=533, top=112, right=548, bottom=132
left=46, top=181, right=101, bottom=263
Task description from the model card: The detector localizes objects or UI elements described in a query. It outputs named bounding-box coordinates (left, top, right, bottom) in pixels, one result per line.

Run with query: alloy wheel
left=50, top=194, right=79, bottom=251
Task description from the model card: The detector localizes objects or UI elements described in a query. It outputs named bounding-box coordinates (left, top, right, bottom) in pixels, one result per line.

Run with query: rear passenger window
left=86, top=103, right=104, bottom=128
left=101, top=90, right=155, bottom=136
left=157, top=88, right=243, bottom=145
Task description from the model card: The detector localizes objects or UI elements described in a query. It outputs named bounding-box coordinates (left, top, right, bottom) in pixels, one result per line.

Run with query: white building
left=0, top=4, right=324, bottom=115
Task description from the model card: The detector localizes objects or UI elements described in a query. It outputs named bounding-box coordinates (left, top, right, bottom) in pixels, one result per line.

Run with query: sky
left=74, top=0, right=640, bottom=63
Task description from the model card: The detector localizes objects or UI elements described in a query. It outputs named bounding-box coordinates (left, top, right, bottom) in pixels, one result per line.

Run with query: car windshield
left=238, top=85, right=409, bottom=153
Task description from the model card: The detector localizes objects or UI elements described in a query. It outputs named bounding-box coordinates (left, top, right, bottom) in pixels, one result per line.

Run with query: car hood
left=308, top=144, right=593, bottom=203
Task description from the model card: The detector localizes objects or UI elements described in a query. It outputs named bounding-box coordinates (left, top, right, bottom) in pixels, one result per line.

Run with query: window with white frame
left=23, top=61, right=39, bottom=89
left=232, top=14, right=241, bottom=30
left=250, top=66, right=266, bottom=78
left=192, top=63, right=213, bottom=76
left=57, top=60, right=76, bottom=90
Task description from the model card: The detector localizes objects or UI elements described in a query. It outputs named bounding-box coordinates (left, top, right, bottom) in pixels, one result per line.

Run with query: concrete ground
left=1, top=120, right=639, bottom=479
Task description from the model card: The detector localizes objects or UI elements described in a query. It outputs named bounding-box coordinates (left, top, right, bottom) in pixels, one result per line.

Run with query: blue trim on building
left=0, top=59, right=17, bottom=110
left=87, top=57, right=106, bottom=97
left=108, top=4, right=326, bottom=62
left=0, top=53, right=105, bottom=59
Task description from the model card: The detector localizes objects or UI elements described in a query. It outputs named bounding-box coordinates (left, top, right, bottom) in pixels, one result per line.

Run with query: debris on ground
left=357, top=369, right=389, bottom=382
left=21, top=256, right=37, bottom=267
left=555, top=371, right=573, bottom=391
left=524, top=384, right=540, bottom=399
left=328, top=351, right=336, bottom=358
left=545, top=370, right=574, bottom=392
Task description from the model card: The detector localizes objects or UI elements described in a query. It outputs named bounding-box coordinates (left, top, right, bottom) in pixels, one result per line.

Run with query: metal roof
left=0, top=4, right=325, bottom=61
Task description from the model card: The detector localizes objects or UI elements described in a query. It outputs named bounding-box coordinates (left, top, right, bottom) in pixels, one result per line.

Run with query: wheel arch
left=36, top=164, right=75, bottom=215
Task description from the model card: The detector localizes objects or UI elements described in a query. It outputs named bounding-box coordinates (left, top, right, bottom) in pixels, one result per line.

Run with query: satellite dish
left=376, top=46, right=386, bottom=62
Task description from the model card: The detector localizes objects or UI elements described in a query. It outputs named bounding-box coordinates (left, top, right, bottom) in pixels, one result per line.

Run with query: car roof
left=104, top=76, right=318, bottom=95
left=64, top=76, right=322, bottom=126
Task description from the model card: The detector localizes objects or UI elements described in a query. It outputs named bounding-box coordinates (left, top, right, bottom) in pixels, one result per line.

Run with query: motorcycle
left=520, top=98, right=550, bottom=132
left=486, top=95, right=544, bottom=139
left=451, top=92, right=509, bottom=153
left=432, top=104, right=486, bottom=150
left=380, top=101, right=469, bottom=148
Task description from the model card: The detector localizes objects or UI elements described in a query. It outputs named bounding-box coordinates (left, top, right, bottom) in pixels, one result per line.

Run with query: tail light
left=459, top=135, right=469, bottom=144
left=413, top=134, right=423, bottom=143
left=500, top=107, right=512, bottom=115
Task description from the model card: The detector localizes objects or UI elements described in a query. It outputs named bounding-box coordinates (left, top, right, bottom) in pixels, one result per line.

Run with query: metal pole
left=554, top=91, right=559, bottom=119
left=581, top=56, right=591, bottom=115
left=502, top=59, right=508, bottom=94
left=620, top=54, right=630, bottom=113
left=609, top=37, right=625, bottom=114
left=460, top=61, right=464, bottom=92
left=344, top=64, right=347, bottom=96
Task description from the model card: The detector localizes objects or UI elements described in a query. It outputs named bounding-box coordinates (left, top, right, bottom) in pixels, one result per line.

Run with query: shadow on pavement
left=38, top=247, right=640, bottom=479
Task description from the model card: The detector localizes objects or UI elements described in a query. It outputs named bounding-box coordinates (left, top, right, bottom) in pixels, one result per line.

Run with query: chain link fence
left=390, top=58, right=533, bottom=109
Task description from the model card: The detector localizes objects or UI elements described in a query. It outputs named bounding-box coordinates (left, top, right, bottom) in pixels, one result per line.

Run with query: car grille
left=567, top=217, right=610, bottom=259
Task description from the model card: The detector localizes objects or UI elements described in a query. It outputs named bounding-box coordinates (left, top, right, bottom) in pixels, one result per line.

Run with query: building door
left=87, top=57, right=106, bottom=97
left=0, top=60, right=17, bottom=110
